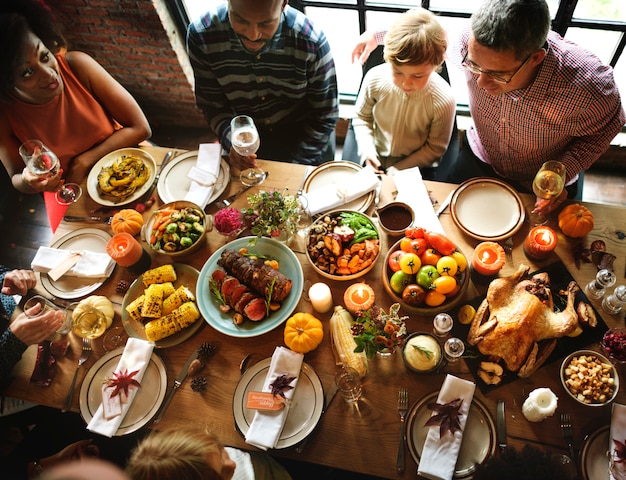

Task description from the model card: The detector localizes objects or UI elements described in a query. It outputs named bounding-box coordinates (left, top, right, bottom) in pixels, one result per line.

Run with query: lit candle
left=344, top=282, right=375, bottom=314
left=309, top=283, right=334, bottom=313
left=524, top=226, right=558, bottom=260
left=471, top=242, right=506, bottom=276
left=106, top=233, right=152, bottom=274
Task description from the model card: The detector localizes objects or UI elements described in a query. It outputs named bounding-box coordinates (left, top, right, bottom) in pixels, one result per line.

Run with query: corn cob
left=142, top=264, right=177, bottom=287
left=329, top=305, right=368, bottom=378
left=141, top=283, right=164, bottom=318
left=162, top=285, right=195, bottom=315
left=160, top=282, right=176, bottom=298
left=125, top=294, right=145, bottom=322
left=144, top=315, right=181, bottom=342
left=170, top=301, right=200, bottom=329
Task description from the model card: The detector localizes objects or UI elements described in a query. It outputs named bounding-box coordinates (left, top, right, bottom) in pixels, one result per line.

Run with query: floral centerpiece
left=242, top=189, right=301, bottom=241
left=351, top=303, right=408, bottom=358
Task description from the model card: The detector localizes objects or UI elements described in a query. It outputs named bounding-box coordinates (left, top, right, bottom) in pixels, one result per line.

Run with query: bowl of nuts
left=560, top=349, right=618, bottom=407
left=305, top=210, right=380, bottom=281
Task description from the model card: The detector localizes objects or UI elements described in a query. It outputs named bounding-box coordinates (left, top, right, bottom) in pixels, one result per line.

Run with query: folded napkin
left=32, top=246, right=115, bottom=278
left=303, top=165, right=379, bottom=216
left=610, top=403, right=626, bottom=479
left=184, top=143, right=222, bottom=208
left=417, top=374, right=476, bottom=480
left=245, top=346, right=304, bottom=450
left=87, top=338, right=154, bottom=438
left=390, top=167, right=444, bottom=234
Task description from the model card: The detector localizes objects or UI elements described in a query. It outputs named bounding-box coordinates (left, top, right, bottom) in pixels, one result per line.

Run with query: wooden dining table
left=4, top=145, right=626, bottom=479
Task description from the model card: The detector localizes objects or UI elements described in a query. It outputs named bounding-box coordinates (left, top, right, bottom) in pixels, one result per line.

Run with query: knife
left=497, top=400, right=507, bottom=452
left=153, top=350, right=198, bottom=424
left=435, top=191, right=453, bottom=217
left=295, top=382, right=338, bottom=453
left=63, top=215, right=111, bottom=223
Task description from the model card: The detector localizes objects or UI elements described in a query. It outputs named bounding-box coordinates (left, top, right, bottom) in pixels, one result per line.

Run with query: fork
left=396, top=388, right=409, bottom=473
left=502, top=237, right=513, bottom=260
left=62, top=338, right=92, bottom=412
left=560, top=413, right=577, bottom=466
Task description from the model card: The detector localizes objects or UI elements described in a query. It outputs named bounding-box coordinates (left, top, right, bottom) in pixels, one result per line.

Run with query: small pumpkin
left=73, top=295, right=115, bottom=328
left=284, top=312, right=324, bottom=354
left=111, top=209, right=144, bottom=236
left=558, top=203, right=594, bottom=238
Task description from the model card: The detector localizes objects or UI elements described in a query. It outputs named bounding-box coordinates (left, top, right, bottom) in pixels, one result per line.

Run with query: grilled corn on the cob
left=144, top=301, right=200, bottom=342
left=162, top=285, right=195, bottom=315
left=141, top=283, right=164, bottom=318
left=142, top=264, right=177, bottom=287
left=125, top=294, right=145, bottom=322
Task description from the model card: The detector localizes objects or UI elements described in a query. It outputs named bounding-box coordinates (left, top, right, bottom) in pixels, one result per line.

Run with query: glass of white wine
left=230, top=115, right=265, bottom=186
left=528, top=160, right=566, bottom=226
left=67, top=303, right=107, bottom=340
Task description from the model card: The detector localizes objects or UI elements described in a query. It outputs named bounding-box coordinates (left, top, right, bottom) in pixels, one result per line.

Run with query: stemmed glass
left=230, top=115, right=265, bottom=186
left=19, top=139, right=82, bottom=205
left=66, top=302, right=107, bottom=341
left=528, top=161, right=566, bottom=226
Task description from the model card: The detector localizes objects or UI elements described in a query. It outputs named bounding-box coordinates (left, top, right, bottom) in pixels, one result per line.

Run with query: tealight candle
left=344, top=283, right=375, bottom=314
left=522, top=387, right=558, bottom=422
left=106, top=233, right=152, bottom=274
left=524, top=226, right=558, bottom=260
left=472, top=242, right=506, bottom=277
left=308, top=283, right=333, bottom=313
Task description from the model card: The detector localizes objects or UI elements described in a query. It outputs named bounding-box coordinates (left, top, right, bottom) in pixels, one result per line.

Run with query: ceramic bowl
left=402, top=332, right=444, bottom=374
left=305, top=210, right=380, bottom=281
left=601, top=328, right=626, bottom=364
left=143, top=200, right=210, bottom=257
left=376, top=201, right=415, bottom=237
left=560, top=349, right=618, bottom=407
left=381, top=236, right=469, bottom=315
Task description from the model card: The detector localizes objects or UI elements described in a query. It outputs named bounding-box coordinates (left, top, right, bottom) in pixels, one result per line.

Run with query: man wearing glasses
left=353, top=0, right=624, bottom=212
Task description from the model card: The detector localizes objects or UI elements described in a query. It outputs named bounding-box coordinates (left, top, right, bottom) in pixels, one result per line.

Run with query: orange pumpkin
left=284, top=312, right=324, bottom=354
left=111, top=209, right=144, bottom=236
left=558, top=203, right=594, bottom=238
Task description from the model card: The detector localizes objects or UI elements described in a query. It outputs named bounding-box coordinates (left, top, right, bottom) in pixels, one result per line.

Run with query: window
left=177, top=0, right=625, bottom=119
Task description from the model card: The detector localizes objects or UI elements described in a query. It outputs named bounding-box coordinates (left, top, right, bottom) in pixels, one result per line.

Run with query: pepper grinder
left=602, top=285, right=626, bottom=315
left=584, top=269, right=616, bottom=300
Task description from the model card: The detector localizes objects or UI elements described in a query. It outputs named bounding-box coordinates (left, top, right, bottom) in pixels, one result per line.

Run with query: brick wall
left=47, top=0, right=206, bottom=130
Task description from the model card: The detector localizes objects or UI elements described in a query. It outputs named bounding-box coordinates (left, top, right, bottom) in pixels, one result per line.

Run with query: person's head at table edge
left=0, top=0, right=67, bottom=104
left=228, top=0, right=288, bottom=54
left=466, top=0, right=550, bottom=97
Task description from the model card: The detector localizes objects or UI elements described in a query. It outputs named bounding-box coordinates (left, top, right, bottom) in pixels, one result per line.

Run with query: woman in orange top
left=0, top=0, right=151, bottom=195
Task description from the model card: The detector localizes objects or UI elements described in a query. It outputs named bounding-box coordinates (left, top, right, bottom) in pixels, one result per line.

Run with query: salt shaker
left=584, top=269, right=616, bottom=300
left=602, top=285, right=626, bottom=315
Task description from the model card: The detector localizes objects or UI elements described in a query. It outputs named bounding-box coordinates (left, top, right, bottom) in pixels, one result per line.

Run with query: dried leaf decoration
left=424, top=398, right=464, bottom=438
left=614, top=438, right=626, bottom=464
left=105, top=369, right=141, bottom=399
left=270, top=374, right=296, bottom=399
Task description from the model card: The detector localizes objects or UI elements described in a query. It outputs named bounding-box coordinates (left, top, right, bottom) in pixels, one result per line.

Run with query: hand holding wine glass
left=528, top=160, right=566, bottom=225
left=230, top=115, right=266, bottom=186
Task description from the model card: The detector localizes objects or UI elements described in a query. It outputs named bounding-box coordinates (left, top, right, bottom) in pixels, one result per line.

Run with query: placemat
left=450, top=262, right=607, bottom=395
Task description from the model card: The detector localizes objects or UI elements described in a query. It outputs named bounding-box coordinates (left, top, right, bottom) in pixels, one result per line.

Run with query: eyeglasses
left=462, top=52, right=532, bottom=84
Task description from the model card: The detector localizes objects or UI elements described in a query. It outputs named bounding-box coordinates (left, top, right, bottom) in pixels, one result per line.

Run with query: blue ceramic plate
left=197, top=237, right=303, bottom=338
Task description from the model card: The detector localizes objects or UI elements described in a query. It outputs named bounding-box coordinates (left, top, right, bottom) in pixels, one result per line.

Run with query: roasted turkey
left=467, top=264, right=579, bottom=378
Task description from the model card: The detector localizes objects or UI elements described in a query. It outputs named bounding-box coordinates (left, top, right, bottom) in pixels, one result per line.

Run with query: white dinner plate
left=303, top=160, right=374, bottom=213
left=79, top=347, right=167, bottom=436
left=232, top=358, right=323, bottom=449
left=121, top=263, right=203, bottom=348
left=157, top=150, right=230, bottom=205
left=40, top=228, right=113, bottom=299
left=196, top=237, right=303, bottom=338
left=450, top=177, right=525, bottom=241
left=406, top=391, right=496, bottom=478
left=580, top=425, right=610, bottom=480
left=87, top=148, right=157, bottom=206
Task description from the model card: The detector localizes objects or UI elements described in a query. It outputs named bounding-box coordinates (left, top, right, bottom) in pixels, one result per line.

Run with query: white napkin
left=418, top=374, right=476, bottom=480
left=302, top=165, right=379, bottom=216
left=31, top=246, right=115, bottom=278
left=245, top=346, right=304, bottom=450
left=390, top=167, right=445, bottom=234
left=184, top=143, right=222, bottom=208
left=87, top=338, right=154, bottom=438
left=610, top=403, right=626, bottom=479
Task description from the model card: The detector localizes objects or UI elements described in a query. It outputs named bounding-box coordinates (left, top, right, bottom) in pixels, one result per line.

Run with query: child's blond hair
left=383, top=8, right=447, bottom=67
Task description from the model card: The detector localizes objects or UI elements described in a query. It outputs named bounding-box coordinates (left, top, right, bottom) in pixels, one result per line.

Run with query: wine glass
left=528, top=161, right=566, bottom=225
left=66, top=303, right=107, bottom=340
left=230, top=115, right=265, bottom=186
left=55, top=182, right=83, bottom=205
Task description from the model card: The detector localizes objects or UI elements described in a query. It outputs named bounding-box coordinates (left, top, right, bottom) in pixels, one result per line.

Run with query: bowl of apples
left=382, top=227, right=470, bottom=315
